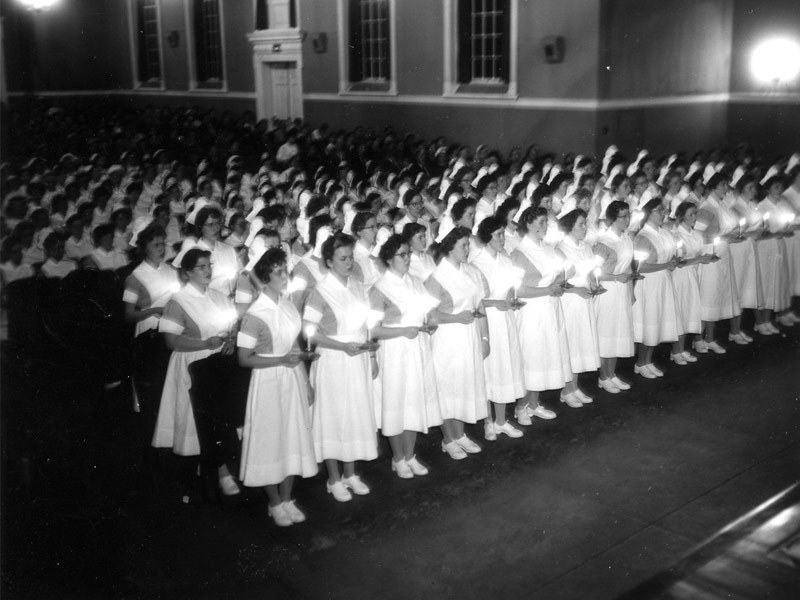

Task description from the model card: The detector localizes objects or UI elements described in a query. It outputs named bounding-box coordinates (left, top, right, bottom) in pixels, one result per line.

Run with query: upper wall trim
left=9, top=90, right=799, bottom=107
left=7, top=90, right=256, bottom=100
left=303, top=92, right=800, bottom=110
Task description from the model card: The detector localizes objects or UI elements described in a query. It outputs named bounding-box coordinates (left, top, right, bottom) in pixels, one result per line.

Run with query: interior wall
left=600, top=0, right=733, bottom=99
left=726, top=0, right=800, bottom=158
left=516, top=0, right=600, bottom=99
left=303, top=99, right=597, bottom=154
left=2, top=0, right=797, bottom=158
left=729, top=0, right=800, bottom=94
left=1, top=0, right=128, bottom=92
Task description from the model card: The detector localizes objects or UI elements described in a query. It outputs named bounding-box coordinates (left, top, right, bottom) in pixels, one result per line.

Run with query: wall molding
left=304, top=91, right=800, bottom=110
left=8, top=89, right=800, bottom=108
left=7, top=89, right=256, bottom=100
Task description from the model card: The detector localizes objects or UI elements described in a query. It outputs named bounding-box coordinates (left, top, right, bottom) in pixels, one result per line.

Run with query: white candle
left=713, top=236, right=720, bottom=257
left=676, top=240, right=684, bottom=258
left=304, top=324, right=317, bottom=352
left=633, top=250, right=649, bottom=274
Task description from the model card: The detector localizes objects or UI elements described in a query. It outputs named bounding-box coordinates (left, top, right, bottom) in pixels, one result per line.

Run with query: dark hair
left=531, top=183, right=552, bottom=207
left=451, top=197, right=477, bottom=223
left=92, top=223, right=115, bottom=246
left=641, top=198, right=664, bottom=226
left=259, top=204, right=286, bottom=227
left=706, top=173, right=728, bottom=191
left=735, top=174, right=757, bottom=194
left=305, top=194, right=329, bottom=218
left=92, top=185, right=111, bottom=203
left=762, top=175, right=785, bottom=192
left=401, top=222, right=426, bottom=244
left=476, top=215, right=504, bottom=244
left=153, top=204, right=170, bottom=220
left=136, top=223, right=167, bottom=256
left=260, top=228, right=280, bottom=242
left=433, top=226, right=471, bottom=262
left=252, top=247, right=287, bottom=283
left=351, top=211, right=376, bottom=235
left=496, top=198, right=521, bottom=226
left=674, top=201, right=697, bottom=222
left=559, top=209, right=588, bottom=233
left=308, top=214, right=334, bottom=247
left=401, top=186, right=421, bottom=207
left=571, top=187, right=592, bottom=205
left=50, top=193, right=69, bottom=214
left=517, top=206, right=548, bottom=235
left=605, top=200, right=630, bottom=223
left=43, top=231, right=67, bottom=256
left=226, top=192, right=242, bottom=209
left=180, top=248, right=212, bottom=273
left=66, top=214, right=83, bottom=230
left=549, top=172, right=571, bottom=190
left=378, top=234, right=407, bottom=266
left=321, top=231, right=355, bottom=268
left=195, top=206, right=223, bottom=229
left=609, top=173, right=628, bottom=193
left=687, top=170, right=705, bottom=190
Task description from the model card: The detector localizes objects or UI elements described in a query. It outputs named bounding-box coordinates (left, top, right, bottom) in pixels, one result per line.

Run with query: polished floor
left=2, top=315, right=799, bottom=600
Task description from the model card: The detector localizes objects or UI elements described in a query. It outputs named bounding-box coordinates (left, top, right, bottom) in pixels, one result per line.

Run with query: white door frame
left=247, top=29, right=304, bottom=121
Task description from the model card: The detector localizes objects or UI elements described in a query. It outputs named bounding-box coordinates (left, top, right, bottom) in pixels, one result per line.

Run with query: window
left=134, top=0, right=163, bottom=87
left=445, top=0, right=517, bottom=97
left=458, top=0, right=508, bottom=83
left=255, top=0, right=297, bottom=30
left=190, top=0, right=226, bottom=89
left=338, top=0, right=396, bottom=94
left=351, top=0, right=390, bottom=82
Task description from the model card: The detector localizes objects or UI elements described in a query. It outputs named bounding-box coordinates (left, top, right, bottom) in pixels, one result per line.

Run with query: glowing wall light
left=17, top=0, right=59, bottom=11
left=750, top=38, right=800, bottom=85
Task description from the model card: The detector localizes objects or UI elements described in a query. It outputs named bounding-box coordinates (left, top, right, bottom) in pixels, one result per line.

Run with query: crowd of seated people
left=2, top=101, right=799, bottom=527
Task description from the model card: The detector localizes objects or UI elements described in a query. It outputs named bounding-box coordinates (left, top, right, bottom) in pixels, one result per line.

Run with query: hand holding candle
left=632, top=250, right=649, bottom=278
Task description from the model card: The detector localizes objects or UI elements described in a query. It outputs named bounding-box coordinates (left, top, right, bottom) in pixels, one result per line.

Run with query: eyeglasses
left=361, top=224, right=377, bottom=230
left=408, top=201, right=424, bottom=207
left=203, top=221, right=222, bottom=229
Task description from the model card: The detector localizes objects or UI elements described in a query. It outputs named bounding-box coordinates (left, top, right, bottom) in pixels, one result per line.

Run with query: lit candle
left=304, top=323, right=317, bottom=353
left=738, top=217, right=746, bottom=235
left=676, top=240, right=684, bottom=258
left=712, top=236, right=720, bottom=257
left=511, top=266, right=525, bottom=305
left=592, top=266, right=602, bottom=290
left=633, top=250, right=649, bottom=276
left=763, top=212, right=771, bottom=229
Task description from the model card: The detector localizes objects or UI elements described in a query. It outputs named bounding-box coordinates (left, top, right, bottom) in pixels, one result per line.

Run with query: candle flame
left=633, top=250, right=649, bottom=262
left=304, top=323, right=317, bottom=339
left=713, top=236, right=720, bottom=246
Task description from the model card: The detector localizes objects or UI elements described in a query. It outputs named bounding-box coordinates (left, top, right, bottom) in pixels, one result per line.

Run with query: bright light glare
left=17, top=0, right=58, bottom=10
left=751, top=38, right=800, bottom=84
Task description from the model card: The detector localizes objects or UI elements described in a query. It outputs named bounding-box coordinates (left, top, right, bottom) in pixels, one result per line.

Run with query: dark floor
left=2, top=314, right=799, bottom=600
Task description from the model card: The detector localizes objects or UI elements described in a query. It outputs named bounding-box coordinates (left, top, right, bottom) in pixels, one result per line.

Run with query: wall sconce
left=543, top=35, right=565, bottom=64
left=312, top=33, right=327, bottom=54
left=750, top=37, right=800, bottom=87
left=167, top=30, right=180, bottom=49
